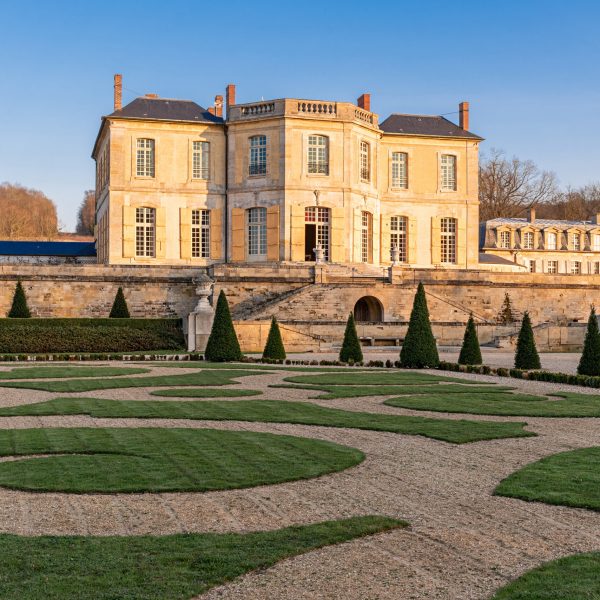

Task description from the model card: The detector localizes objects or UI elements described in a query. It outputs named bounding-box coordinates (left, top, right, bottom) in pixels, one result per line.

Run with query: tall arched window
left=247, top=207, right=267, bottom=257
left=307, top=135, right=329, bottom=175
left=135, top=207, right=156, bottom=257
left=304, top=206, right=330, bottom=261
left=249, top=135, right=267, bottom=176
left=440, top=217, right=457, bottom=264
left=361, top=211, right=373, bottom=263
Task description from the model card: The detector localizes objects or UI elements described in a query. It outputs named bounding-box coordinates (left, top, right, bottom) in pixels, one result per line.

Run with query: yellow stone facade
left=93, top=84, right=482, bottom=269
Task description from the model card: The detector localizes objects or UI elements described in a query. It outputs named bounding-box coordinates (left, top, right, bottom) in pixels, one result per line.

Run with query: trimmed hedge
left=0, top=319, right=185, bottom=353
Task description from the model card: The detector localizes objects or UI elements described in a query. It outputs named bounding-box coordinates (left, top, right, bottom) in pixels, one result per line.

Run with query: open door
left=305, top=223, right=316, bottom=261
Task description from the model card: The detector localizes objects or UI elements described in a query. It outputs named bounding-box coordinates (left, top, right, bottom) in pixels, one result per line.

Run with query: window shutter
left=291, top=204, right=305, bottom=262
left=180, top=208, right=192, bottom=260
left=380, top=215, right=391, bottom=264
left=408, top=218, right=417, bottom=264
left=155, top=207, right=167, bottom=259
left=267, top=205, right=280, bottom=261
left=457, top=217, right=467, bottom=266
left=122, top=206, right=136, bottom=258
left=353, top=208, right=363, bottom=262
left=231, top=208, right=245, bottom=261
left=431, top=216, right=441, bottom=264
left=330, top=207, right=345, bottom=263
left=210, top=208, right=223, bottom=260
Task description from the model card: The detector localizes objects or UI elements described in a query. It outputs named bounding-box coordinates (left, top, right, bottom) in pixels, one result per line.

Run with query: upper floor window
left=247, top=207, right=267, bottom=256
left=136, top=139, right=155, bottom=177
left=572, top=233, right=581, bottom=251
left=191, top=209, right=210, bottom=258
left=192, top=141, right=210, bottom=180
left=249, top=135, right=267, bottom=176
left=546, top=232, right=557, bottom=250
left=499, top=231, right=511, bottom=249
left=307, top=135, right=329, bottom=175
left=440, top=217, right=457, bottom=263
left=360, top=141, right=370, bottom=182
left=361, top=211, right=373, bottom=263
left=135, top=207, right=155, bottom=257
left=593, top=234, right=600, bottom=252
left=391, top=152, right=408, bottom=189
left=522, top=231, right=534, bottom=249
left=390, top=216, right=408, bottom=262
left=440, top=154, right=457, bottom=191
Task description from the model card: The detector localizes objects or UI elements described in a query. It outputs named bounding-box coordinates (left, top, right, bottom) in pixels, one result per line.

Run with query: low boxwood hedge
left=0, top=319, right=185, bottom=353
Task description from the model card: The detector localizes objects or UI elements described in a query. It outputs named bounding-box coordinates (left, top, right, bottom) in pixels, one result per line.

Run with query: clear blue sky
left=1, top=0, right=598, bottom=231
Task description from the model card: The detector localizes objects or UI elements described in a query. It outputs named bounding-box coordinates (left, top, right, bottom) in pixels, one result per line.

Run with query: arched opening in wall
left=354, top=296, right=383, bottom=323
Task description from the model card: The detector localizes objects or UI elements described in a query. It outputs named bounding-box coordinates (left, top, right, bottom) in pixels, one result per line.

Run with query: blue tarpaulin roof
left=0, top=241, right=96, bottom=257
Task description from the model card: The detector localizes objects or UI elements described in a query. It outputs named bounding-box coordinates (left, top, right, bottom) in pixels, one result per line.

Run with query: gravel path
left=0, top=363, right=598, bottom=599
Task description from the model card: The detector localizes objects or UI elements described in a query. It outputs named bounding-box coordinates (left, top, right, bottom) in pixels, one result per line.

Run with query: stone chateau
left=2, top=75, right=599, bottom=352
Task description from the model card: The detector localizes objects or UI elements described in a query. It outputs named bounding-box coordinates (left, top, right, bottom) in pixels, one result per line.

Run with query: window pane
left=360, top=141, right=370, bottom=181
left=391, top=152, right=408, bottom=188
left=136, top=139, right=155, bottom=177
left=249, top=136, right=267, bottom=176
left=440, top=217, right=457, bottom=263
left=248, top=207, right=267, bottom=255
left=308, top=135, right=329, bottom=175
left=192, top=141, right=209, bottom=179
left=440, top=155, right=456, bottom=191
left=135, top=207, right=155, bottom=257
left=191, top=209, right=210, bottom=258
left=390, top=216, right=408, bottom=262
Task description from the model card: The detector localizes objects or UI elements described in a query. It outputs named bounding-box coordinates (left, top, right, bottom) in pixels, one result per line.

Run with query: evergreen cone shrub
left=204, top=290, right=243, bottom=362
left=339, top=312, right=363, bottom=363
left=7, top=280, right=31, bottom=318
left=514, top=311, right=541, bottom=370
left=109, top=287, right=131, bottom=318
left=262, top=316, right=286, bottom=360
left=498, top=292, right=515, bottom=325
left=458, top=315, right=482, bottom=365
left=578, top=306, right=600, bottom=376
left=400, top=282, right=439, bottom=368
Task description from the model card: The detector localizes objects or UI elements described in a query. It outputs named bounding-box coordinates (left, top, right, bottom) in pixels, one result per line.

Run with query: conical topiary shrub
left=578, top=306, right=600, bottom=376
left=109, top=287, right=130, bottom=318
left=339, top=312, right=363, bottom=363
left=262, top=316, right=286, bottom=360
left=400, top=282, right=439, bottom=368
left=497, top=292, right=515, bottom=325
left=458, top=314, right=482, bottom=365
left=204, top=290, right=243, bottom=362
left=7, top=280, right=31, bottom=318
left=514, top=311, right=541, bottom=370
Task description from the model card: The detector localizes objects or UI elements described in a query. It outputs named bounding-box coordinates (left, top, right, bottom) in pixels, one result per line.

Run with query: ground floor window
left=192, top=209, right=210, bottom=258
left=547, top=260, right=558, bottom=274
left=135, top=207, right=156, bottom=257
left=526, top=259, right=536, bottom=273
left=440, top=217, right=457, bottom=264
left=361, top=211, right=373, bottom=263
left=247, top=207, right=267, bottom=257
left=571, top=261, right=581, bottom=274
left=390, top=216, right=408, bottom=262
left=594, top=261, right=600, bottom=274
left=304, top=206, right=330, bottom=261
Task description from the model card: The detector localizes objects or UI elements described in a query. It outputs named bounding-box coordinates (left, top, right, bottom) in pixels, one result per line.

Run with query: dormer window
left=572, top=233, right=581, bottom=251
left=546, top=232, right=557, bottom=250
left=499, top=231, right=511, bottom=249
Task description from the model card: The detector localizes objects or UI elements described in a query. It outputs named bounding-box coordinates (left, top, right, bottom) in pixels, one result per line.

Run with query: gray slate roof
left=478, top=252, right=522, bottom=266
left=379, top=114, right=482, bottom=140
left=486, top=217, right=598, bottom=228
left=108, top=97, right=224, bottom=124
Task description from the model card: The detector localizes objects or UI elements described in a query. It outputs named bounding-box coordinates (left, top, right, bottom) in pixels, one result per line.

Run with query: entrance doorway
left=354, top=296, right=383, bottom=322
left=304, top=206, right=330, bottom=261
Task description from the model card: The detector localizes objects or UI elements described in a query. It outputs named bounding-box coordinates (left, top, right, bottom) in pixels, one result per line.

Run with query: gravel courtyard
left=0, top=363, right=598, bottom=599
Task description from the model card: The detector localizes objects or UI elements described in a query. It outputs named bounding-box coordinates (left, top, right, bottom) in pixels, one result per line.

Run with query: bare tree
left=0, top=182, right=58, bottom=239
left=75, top=190, right=96, bottom=235
left=479, top=149, right=559, bottom=220
left=536, top=183, right=600, bottom=221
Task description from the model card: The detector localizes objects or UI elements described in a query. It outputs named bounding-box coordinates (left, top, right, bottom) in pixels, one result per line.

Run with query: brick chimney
left=459, top=101, right=469, bottom=130
left=214, top=94, right=224, bottom=118
left=357, top=93, right=371, bottom=112
left=529, top=206, right=536, bottom=223
left=226, top=84, right=236, bottom=118
left=114, top=73, right=122, bottom=111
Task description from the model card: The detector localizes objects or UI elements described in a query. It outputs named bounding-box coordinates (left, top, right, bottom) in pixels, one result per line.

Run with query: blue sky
left=0, top=0, right=599, bottom=230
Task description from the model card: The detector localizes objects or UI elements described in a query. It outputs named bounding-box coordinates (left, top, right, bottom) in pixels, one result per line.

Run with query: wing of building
left=92, top=75, right=490, bottom=270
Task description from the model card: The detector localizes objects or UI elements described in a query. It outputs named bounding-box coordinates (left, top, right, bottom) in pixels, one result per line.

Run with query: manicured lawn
left=283, top=372, right=481, bottom=386
left=141, top=362, right=372, bottom=372
left=151, top=388, right=262, bottom=397
left=492, top=552, right=600, bottom=599
left=495, top=447, right=600, bottom=511
left=384, top=391, right=600, bottom=417
left=274, top=383, right=511, bottom=399
left=0, top=427, right=363, bottom=493
left=0, top=399, right=535, bottom=444
left=0, top=516, right=406, bottom=600
left=0, top=366, right=150, bottom=379
left=0, top=369, right=266, bottom=392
